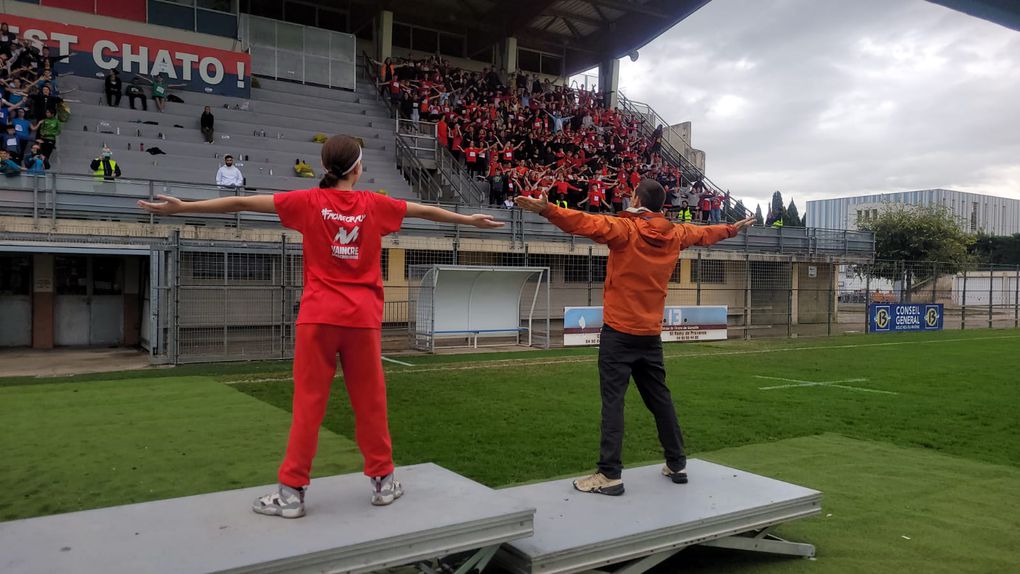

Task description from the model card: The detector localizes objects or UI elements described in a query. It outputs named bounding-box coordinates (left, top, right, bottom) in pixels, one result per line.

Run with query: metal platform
left=496, top=460, right=822, bottom=574
left=0, top=463, right=535, bottom=574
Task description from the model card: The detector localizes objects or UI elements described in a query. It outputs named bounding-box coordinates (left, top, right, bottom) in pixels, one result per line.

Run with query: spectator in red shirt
left=710, top=193, right=723, bottom=223
left=137, top=135, right=503, bottom=518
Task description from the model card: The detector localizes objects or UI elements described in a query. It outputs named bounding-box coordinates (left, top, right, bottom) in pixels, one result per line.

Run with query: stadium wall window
left=414, top=29, right=438, bottom=54
left=55, top=256, right=88, bottom=296
left=243, top=0, right=283, bottom=20
left=670, top=261, right=681, bottom=284
left=148, top=0, right=197, bottom=32
left=283, top=1, right=317, bottom=26
left=316, top=8, right=349, bottom=33
left=197, top=0, right=237, bottom=12
left=0, top=255, right=31, bottom=296
left=540, top=54, right=562, bottom=76
left=591, top=256, right=608, bottom=282
left=393, top=23, right=412, bottom=50
left=690, top=260, right=726, bottom=284
left=196, top=8, right=239, bottom=36
left=92, top=257, right=124, bottom=296
left=381, top=249, right=389, bottom=281
left=518, top=49, right=541, bottom=74
left=439, top=34, right=465, bottom=58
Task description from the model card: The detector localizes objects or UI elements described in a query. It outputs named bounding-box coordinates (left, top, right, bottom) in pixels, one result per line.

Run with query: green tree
left=770, top=191, right=784, bottom=217
left=754, top=204, right=764, bottom=226
left=786, top=200, right=802, bottom=227
left=971, top=233, right=1020, bottom=265
left=730, top=199, right=748, bottom=222
left=858, top=205, right=974, bottom=292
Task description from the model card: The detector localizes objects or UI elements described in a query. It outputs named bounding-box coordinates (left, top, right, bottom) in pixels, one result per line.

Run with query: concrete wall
left=4, top=2, right=239, bottom=50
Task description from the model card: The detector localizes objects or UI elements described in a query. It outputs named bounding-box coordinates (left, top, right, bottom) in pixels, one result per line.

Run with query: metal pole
left=787, top=261, right=794, bottom=338
left=171, top=230, right=181, bottom=364
left=587, top=246, right=593, bottom=306
left=1015, top=265, right=1019, bottom=329
left=961, top=269, right=968, bottom=330
left=32, top=176, right=38, bottom=225
left=826, top=263, right=834, bottom=336
left=931, top=262, right=937, bottom=303
left=989, top=266, right=995, bottom=329
left=865, top=270, right=871, bottom=334
left=280, top=234, right=287, bottom=359
left=744, top=254, right=751, bottom=340
left=695, top=253, right=702, bottom=305
left=148, top=180, right=155, bottom=226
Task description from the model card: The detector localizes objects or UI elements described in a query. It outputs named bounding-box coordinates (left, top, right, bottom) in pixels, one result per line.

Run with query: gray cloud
left=611, top=0, right=1020, bottom=213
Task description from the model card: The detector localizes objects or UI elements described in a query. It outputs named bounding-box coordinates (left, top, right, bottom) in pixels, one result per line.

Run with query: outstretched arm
left=138, top=194, right=276, bottom=215
left=405, top=202, right=504, bottom=228
left=516, top=193, right=629, bottom=247
left=677, top=216, right=755, bottom=248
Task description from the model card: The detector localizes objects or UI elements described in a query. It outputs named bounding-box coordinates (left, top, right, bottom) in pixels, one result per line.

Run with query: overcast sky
left=602, top=0, right=1020, bottom=212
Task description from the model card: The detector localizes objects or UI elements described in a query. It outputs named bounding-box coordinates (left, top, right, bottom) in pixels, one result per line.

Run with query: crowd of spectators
left=0, top=22, right=71, bottom=176
left=375, top=54, right=734, bottom=223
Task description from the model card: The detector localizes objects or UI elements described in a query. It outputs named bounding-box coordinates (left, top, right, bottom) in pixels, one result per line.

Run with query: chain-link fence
left=837, top=260, right=1020, bottom=332
left=149, top=231, right=1020, bottom=363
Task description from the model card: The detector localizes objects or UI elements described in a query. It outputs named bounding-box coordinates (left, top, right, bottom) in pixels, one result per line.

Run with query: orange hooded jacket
left=542, top=205, right=737, bottom=336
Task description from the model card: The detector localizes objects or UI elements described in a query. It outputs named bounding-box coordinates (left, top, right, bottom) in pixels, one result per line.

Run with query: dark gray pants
left=597, top=324, right=686, bottom=479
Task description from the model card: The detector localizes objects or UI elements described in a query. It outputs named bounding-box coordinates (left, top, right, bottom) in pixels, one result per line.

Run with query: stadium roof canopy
left=357, top=0, right=711, bottom=75
left=360, top=0, right=1017, bottom=77
left=925, top=0, right=1020, bottom=32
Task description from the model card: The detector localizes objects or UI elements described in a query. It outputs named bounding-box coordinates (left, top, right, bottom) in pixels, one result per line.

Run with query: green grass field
left=2, top=329, right=1019, bottom=573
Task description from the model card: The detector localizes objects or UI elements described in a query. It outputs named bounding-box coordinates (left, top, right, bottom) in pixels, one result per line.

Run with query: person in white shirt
left=216, top=154, right=244, bottom=189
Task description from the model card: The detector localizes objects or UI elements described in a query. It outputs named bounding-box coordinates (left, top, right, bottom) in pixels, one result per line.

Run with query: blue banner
left=869, top=303, right=943, bottom=333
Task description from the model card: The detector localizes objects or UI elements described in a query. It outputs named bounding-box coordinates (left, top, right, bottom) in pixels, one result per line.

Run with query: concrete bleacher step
left=69, top=99, right=394, bottom=144
left=253, top=76, right=363, bottom=102
left=0, top=464, right=535, bottom=574
left=60, top=130, right=396, bottom=169
left=53, top=72, right=414, bottom=198
left=71, top=76, right=392, bottom=128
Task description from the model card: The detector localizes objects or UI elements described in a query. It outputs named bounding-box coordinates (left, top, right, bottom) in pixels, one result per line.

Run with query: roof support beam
left=542, top=9, right=605, bottom=28
left=561, top=17, right=584, bottom=39
left=584, top=0, right=669, bottom=19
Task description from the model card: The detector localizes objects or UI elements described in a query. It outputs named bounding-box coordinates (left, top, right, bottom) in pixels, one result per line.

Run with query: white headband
left=340, top=148, right=363, bottom=176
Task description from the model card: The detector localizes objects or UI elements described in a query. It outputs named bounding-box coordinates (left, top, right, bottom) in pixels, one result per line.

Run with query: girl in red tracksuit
left=138, top=135, right=502, bottom=518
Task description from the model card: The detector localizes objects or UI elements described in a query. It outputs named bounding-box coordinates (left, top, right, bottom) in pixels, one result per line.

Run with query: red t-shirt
left=465, top=148, right=479, bottom=163
left=587, top=183, right=604, bottom=204
left=274, top=188, right=407, bottom=328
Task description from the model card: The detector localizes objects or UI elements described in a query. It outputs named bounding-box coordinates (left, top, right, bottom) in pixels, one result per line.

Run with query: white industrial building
left=806, top=189, right=1020, bottom=236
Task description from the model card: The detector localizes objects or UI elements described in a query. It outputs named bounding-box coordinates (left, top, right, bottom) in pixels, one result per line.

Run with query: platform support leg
left=611, top=547, right=684, bottom=574
left=699, top=527, right=815, bottom=558
left=452, top=544, right=501, bottom=574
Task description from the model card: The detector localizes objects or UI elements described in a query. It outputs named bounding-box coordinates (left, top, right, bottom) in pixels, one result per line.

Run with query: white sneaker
left=252, top=484, right=305, bottom=518
left=370, top=473, right=404, bottom=506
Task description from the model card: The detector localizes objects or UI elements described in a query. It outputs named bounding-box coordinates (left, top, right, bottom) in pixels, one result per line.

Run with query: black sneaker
left=661, top=465, right=688, bottom=484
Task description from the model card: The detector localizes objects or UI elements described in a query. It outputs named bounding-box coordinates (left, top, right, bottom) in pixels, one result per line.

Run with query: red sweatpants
left=278, top=324, right=394, bottom=488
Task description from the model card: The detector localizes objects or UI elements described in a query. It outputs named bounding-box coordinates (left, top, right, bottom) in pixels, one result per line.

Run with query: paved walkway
left=0, top=348, right=151, bottom=378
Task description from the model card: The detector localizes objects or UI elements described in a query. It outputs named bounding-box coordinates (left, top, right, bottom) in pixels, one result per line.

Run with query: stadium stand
left=45, top=75, right=416, bottom=199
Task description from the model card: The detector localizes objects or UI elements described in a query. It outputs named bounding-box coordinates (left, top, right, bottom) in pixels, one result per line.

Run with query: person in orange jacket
left=516, top=179, right=755, bottom=495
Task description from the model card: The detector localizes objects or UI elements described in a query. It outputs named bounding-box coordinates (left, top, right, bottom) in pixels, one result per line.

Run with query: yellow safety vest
left=678, top=208, right=692, bottom=222
left=771, top=219, right=784, bottom=229
left=93, top=158, right=118, bottom=180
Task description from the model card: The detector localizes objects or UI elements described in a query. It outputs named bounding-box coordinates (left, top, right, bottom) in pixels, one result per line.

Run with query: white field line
left=755, top=376, right=868, bottom=389
left=755, top=375, right=899, bottom=395
left=381, top=356, right=415, bottom=367
left=221, top=334, right=1020, bottom=386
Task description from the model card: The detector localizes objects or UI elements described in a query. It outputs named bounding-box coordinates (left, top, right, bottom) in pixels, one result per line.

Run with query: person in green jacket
left=31, top=108, right=61, bottom=158
left=138, top=74, right=185, bottom=112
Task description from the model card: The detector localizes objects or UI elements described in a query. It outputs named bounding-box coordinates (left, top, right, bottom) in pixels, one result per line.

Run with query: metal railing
left=0, top=172, right=874, bottom=258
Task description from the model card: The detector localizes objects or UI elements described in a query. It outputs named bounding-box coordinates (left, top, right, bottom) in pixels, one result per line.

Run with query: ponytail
left=319, top=170, right=339, bottom=188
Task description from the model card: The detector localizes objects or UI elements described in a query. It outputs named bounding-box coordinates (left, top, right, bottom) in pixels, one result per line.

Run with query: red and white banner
left=5, top=15, right=251, bottom=97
